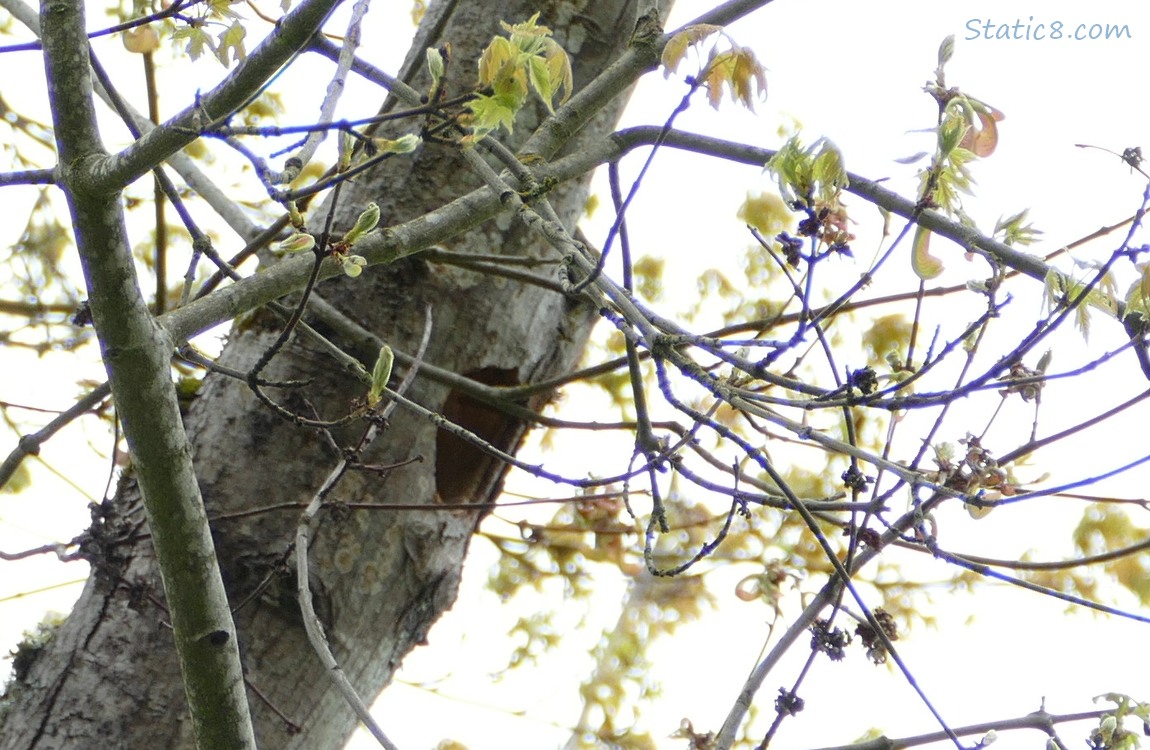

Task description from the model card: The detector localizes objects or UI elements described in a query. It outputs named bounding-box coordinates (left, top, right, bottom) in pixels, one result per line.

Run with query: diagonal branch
left=39, top=0, right=257, bottom=745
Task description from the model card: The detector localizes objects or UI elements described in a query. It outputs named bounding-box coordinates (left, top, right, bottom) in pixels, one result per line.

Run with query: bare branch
left=40, top=0, right=257, bottom=742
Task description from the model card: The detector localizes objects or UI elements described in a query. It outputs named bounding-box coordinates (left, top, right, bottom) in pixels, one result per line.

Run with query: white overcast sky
left=370, top=1, right=1150, bottom=748
left=371, top=2, right=1150, bottom=748
left=2, top=1, right=1149, bottom=749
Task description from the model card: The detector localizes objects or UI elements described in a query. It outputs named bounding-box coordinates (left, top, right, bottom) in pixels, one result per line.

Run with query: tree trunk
left=0, top=1, right=653, bottom=747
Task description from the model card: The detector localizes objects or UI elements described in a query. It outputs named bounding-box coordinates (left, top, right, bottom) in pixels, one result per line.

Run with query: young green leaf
left=544, top=43, right=573, bottom=106
left=993, top=208, right=1042, bottom=246
left=277, top=232, right=316, bottom=254
left=205, top=0, right=242, bottom=21
left=521, top=48, right=571, bottom=113
left=215, top=20, right=247, bottom=67
left=288, top=201, right=305, bottom=228
left=527, top=56, right=554, bottom=110
left=171, top=25, right=211, bottom=62
left=478, top=36, right=516, bottom=90
left=344, top=203, right=380, bottom=246
left=1125, top=263, right=1150, bottom=320
left=370, top=133, right=422, bottom=156
left=466, top=92, right=520, bottom=139
left=368, top=345, right=394, bottom=407
left=812, top=144, right=848, bottom=195
left=765, top=136, right=846, bottom=207
left=661, top=24, right=723, bottom=77
left=468, top=13, right=572, bottom=139
left=937, top=109, right=969, bottom=158
left=937, top=34, right=955, bottom=69
left=426, top=46, right=445, bottom=86
left=1044, top=267, right=1119, bottom=341
left=340, top=254, right=367, bottom=277
left=701, top=47, right=767, bottom=111
left=338, top=130, right=356, bottom=171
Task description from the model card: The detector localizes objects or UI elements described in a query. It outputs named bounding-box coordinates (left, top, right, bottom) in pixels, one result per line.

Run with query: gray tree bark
left=0, top=1, right=657, bottom=748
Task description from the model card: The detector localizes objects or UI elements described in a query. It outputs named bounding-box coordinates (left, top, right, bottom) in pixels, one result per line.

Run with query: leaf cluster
left=910, top=35, right=1013, bottom=279
left=465, top=13, right=573, bottom=142
left=765, top=135, right=848, bottom=209
left=166, top=0, right=248, bottom=67
left=662, top=24, right=767, bottom=111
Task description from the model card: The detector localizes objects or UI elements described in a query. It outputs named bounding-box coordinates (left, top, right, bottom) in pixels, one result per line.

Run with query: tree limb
left=40, top=0, right=257, bottom=745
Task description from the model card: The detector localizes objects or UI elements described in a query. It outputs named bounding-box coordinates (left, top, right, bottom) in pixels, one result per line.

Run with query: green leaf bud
left=277, top=232, right=316, bottom=254
left=345, top=203, right=380, bottom=246
left=368, top=345, right=394, bottom=406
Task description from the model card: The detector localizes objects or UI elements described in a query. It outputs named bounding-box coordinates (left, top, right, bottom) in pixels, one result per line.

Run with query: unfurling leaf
left=478, top=35, right=516, bottom=89
left=468, top=13, right=571, bottom=139
left=661, top=25, right=766, bottom=111
left=911, top=225, right=944, bottom=279
left=527, top=55, right=556, bottom=111
left=530, top=40, right=572, bottom=111
left=1036, top=349, right=1053, bottom=374
left=1044, top=267, right=1119, bottom=341
left=661, top=24, right=723, bottom=77
left=340, top=254, right=367, bottom=277
left=344, top=203, right=380, bottom=245
left=812, top=145, right=847, bottom=191
left=701, top=46, right=767, bottom=111
left=370, top=133, right=422, bottom=156
left=937, top=34, right=955, bottom=70
left=277, top=232, right=316, bottom=254
left=993, top=208, right=1042, bottom=246
left=500, top=12, right=551, bottom=44
left=288, top=201, right=305, bottom=228
left=583, top=193, right=599, bottom=219
left=766, top=136, right=847, bottom=207
left=1125, top=263, right=1150, bottom=320
left=426, top=46, right=445, bottom=85
left=466, top=93, right=520, bottom=138
left=338, top=130, right=356, bottom=171
left=368, top=345, right=394, bottom=406
left=937, top=111, right=969, bottom=158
